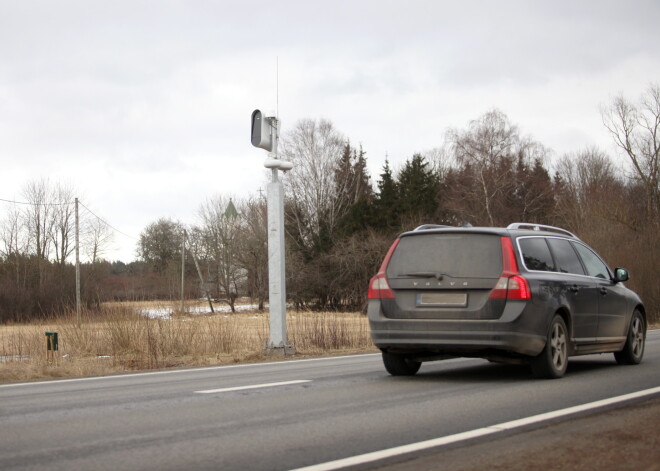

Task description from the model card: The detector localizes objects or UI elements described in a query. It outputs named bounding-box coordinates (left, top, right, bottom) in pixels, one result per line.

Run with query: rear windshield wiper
left=402, top=272, right=447, bottom=280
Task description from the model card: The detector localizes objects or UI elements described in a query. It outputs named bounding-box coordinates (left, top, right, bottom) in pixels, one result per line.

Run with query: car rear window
left=387, top=233, right=502, bottom=278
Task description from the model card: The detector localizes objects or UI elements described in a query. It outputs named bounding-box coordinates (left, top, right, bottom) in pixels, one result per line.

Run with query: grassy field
left=4, top=301, right=654, bottom=384
left=0, top=301, right=376, bottom=383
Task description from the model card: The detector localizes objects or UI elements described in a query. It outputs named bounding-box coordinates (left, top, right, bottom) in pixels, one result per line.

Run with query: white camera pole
left=251, top=110, right=295, bottom=355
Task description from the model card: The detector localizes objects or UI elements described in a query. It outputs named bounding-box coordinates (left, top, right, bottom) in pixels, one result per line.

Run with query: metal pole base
left=265, top=344, right=296, bottom=356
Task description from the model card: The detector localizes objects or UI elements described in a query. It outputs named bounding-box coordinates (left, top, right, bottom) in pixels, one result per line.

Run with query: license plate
left=417, top=293, right=467, bottom=307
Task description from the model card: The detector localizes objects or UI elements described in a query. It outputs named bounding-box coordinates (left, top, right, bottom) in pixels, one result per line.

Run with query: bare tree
left=22, top=179, right=54, bottom=261
left=280, top=119, right=350, bottom=253
left=447, top=110, right=517, bottom=225
left=21, top=179, right=57, bottom=290
left=446, top=109, right=551, bottom=226
left=50, top=183, right=76, bottom=266
left=602, top=84, right=660, bottom=227
left=0, top=203, right=28, bottom=287
left=423, top=146, right=455, bottom=181
left=0, top=204, right=25, bottom=258
left=236, top=195, right=268, bottom=310
left=83, top=216, right=114, bottom=263
left=197, top=196, right=244, bottom=312
left=554, top=148, right=620, bottom=233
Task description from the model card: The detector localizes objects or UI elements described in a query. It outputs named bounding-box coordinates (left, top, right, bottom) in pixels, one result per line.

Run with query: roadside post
left=251, top=109, right=295, bottom=355
left=45, top=331, right=59, bottom=365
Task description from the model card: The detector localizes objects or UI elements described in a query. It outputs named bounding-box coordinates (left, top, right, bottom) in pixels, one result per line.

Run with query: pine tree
left=397, top=154, right=439, bottom=227
left=373, top=158, right=399, bottom=231
left=331, top=143, right=375, bottom=238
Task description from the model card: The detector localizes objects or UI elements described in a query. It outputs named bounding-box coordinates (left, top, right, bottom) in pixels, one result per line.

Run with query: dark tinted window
left=387, top=233, right=502, bottom=278
left=573, top=243, right=610, bottom=279
left=519, top=237, right=556, bottom=272
left=546, top=238, right=585, bottom=275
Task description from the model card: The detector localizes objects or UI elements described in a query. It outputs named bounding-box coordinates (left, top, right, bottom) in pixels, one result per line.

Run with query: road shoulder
left=372, top=395, right=660, bottom=471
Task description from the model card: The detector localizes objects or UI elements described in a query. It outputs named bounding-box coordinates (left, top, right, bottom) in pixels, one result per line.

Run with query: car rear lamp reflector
left=507, top=275, right=531, bottom=299
left=368, top=273, right=395, bottom=299
left=510, top=275, right=531, bottom=299
left=368, top=238, right=400, bottom=300
left=489, top=275, right=531, bottom=300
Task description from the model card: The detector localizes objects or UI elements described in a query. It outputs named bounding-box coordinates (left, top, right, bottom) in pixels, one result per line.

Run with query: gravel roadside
left=372, top=395, right=660, bottom=471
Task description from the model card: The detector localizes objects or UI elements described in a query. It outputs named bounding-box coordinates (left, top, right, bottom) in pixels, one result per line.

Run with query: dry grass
left=0, top=301, right=375, bottom=383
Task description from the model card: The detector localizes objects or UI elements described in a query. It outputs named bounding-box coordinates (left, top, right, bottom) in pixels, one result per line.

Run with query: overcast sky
left=1, top=0, right=659, bottom=262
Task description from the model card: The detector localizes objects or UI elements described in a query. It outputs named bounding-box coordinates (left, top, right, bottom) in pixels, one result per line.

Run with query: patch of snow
left=139, top=303, right=262, bottom=319
left=0, top=355, right=30, bottom=362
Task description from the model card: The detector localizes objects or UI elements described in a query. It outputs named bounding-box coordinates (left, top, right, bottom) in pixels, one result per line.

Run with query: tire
left=382, top=352, right=421, bottom=376
left=614, top=310, right=645, bottom=365
left=530, top=315, right=569, bottom=379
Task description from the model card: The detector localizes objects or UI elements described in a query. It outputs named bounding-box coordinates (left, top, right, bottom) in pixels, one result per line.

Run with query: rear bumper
left=368, top=300, right=547, bottom=357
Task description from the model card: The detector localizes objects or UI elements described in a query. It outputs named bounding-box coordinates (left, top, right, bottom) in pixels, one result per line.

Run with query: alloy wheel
left=631, top=316, right=645, bottom=359
left=551, top=322, right=567, bottom=371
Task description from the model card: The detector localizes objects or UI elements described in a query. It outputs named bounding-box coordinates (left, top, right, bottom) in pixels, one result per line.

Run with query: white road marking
left=290, top=385, right=660, bottom=471
left=195, top=379, right=312, bottom=394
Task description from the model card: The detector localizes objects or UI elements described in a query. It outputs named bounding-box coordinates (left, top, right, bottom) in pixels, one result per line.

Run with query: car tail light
left=490, top=274, right=531, bottom=300
left=489, top=237, right=531, bottom=300
left=368, top=239, right=400, bottom=300
left=368, top=273, right=395, bottom=299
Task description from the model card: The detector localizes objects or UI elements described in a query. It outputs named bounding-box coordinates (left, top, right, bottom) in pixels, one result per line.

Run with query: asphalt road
left=1, top=330, right=659, bottom=471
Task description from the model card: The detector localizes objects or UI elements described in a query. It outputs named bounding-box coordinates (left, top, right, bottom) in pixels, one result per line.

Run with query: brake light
left=368, top=239, right=400, bottom=300
left=490, top=274, right=531, bottom=300
left=489, top=237, right=531, bottom=300
left=368, top=273, right=395, bottom=299
left=508, top=275, right=531, bottom=299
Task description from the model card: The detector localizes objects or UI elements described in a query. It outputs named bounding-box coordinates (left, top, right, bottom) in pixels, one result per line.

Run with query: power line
left=0, top=197, right=74, bottom=206
left=1, top=195, right=137, bottom=240
left=78, top=201, right=138, bottom=240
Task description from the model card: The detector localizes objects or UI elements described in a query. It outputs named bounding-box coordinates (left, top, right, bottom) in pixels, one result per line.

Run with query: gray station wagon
left=367, top=223, right=646, bottom=379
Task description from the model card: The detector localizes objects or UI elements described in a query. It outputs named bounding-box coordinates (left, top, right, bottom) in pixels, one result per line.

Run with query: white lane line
left=290, top=385, right=660, bottom=471
left=0, top=354, right=379, bottom=389
left=195, top=379, right=312, bottom=394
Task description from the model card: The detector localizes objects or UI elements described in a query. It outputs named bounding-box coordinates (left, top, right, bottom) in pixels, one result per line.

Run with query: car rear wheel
left=382, top=352, right=421, bottom=376
left=531, top=315, right=568, bottom=379
left=614, top=310, right=645, bottom=365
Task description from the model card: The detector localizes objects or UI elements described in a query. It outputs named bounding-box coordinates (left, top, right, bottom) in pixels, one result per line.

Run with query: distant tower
left=225, top=199, right=239, bottom=219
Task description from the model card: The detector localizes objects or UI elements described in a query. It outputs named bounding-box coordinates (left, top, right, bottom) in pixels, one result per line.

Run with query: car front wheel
left=614, top=310, right=645, bottom=365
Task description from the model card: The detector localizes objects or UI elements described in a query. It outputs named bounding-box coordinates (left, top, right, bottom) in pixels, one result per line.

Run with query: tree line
left=0, top=181, right=114, bottom=320
left=1, top=85, right=658, bottom=322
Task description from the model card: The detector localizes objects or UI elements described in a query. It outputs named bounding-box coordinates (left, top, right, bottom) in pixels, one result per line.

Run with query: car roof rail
left=507, top=223, right=579, bottom=239
left=413, top=224, right=452, bottom=231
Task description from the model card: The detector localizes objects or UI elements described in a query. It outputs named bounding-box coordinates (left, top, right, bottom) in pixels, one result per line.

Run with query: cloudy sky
left=1, top=0, right=659, bottom=262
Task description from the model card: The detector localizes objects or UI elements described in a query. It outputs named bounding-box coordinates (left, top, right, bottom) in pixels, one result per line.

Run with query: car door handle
left=599, top=287, right=608, bottom=295
left=569, top=285, right=580, bottom=293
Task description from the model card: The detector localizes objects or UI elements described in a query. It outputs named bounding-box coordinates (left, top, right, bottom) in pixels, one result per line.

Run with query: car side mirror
left=614, top=268, right=629, bottom=283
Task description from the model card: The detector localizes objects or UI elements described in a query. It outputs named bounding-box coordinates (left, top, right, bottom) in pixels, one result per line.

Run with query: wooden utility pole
left=75, top=197, right=81, bottom=328
left=189, top=241, right=214, bottom=313
left=180, top=230, right=186, bottom=314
